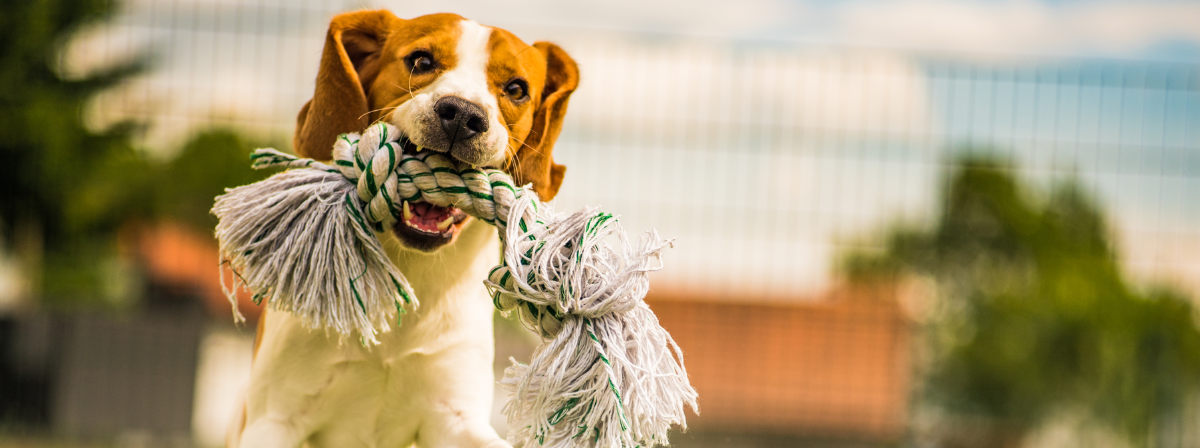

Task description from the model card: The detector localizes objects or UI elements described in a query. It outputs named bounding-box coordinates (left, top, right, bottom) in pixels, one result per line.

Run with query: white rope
left=212, top=122, right=698, bottom=448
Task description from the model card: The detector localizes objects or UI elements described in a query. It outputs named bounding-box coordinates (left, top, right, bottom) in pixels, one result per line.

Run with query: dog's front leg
left=415, top=413, right=511, bottom=448
left=408, top=335, right=511, bottom=448
left=238, top=416, right=308, bottom=448
left=409, top=373, right=512, bottom=448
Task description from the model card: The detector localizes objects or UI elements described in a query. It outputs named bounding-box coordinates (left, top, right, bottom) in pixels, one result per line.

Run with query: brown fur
left=293, top=10, right=578, bottom=199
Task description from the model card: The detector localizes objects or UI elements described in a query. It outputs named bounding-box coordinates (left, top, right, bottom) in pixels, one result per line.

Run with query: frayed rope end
left=212, top=165, right=417, bottom=344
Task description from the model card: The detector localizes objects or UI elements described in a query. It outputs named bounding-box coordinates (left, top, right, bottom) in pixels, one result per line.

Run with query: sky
left=370, top=0, right=1200, bottom=61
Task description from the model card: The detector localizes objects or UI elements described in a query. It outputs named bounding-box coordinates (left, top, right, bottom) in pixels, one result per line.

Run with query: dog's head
left=294, top=10, right=579, bottom=252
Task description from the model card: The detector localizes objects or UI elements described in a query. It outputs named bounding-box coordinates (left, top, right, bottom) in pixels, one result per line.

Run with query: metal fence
left=23, top=0, right=1200, bottom=446
left=80, top=1, right=1200, bottom=303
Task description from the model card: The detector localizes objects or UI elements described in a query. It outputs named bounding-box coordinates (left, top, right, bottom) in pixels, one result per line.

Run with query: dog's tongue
left=407, top=201, right=454, bottom=232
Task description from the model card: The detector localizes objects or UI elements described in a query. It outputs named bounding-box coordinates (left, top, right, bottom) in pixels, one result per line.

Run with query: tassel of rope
left=214, top=122, right=697, bottom=448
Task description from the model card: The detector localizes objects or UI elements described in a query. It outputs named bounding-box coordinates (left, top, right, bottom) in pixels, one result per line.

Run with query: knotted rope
left=212, top=122, right=697, bottom=448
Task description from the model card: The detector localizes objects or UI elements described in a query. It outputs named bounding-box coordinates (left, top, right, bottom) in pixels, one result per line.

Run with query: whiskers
left=502, top=121, right=541, bottom=155
left=499, top=122, right=548, bottom=178
left=361, top=105, right=402, bottom=124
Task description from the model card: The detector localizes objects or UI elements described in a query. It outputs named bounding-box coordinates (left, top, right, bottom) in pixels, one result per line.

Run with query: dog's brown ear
left=511, top=42, right=579, bottom=201
left=294, top=10, right=396, bottom=160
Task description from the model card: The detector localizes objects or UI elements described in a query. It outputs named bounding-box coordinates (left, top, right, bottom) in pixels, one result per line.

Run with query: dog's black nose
left=434, top=96, right=488, bottom=142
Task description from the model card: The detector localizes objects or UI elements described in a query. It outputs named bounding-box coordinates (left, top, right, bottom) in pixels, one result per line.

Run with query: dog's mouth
left=392, top=199, right=471, bottom=251
left=389, top=140, right=475, bottom=252
left=401, top=200, right=468, bottom=235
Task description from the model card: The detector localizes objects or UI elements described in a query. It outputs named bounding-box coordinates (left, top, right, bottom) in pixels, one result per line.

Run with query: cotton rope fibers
left=212, top=122, right=697, bottom=448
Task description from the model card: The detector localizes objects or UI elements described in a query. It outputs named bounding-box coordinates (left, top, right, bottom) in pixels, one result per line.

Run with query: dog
left=228, top=10, right=579, bottom=448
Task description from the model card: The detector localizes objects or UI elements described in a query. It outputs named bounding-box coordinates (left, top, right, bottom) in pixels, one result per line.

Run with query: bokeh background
left=1, top=0, right=1198, bottom=447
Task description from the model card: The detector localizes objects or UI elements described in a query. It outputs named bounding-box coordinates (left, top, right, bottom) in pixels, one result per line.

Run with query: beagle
left=228, top=10, right=579, bottom=448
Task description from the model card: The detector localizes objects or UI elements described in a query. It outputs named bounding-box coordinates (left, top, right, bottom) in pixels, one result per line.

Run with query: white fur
left=232, top=20, right=515, bottom=447
left=389, top=20, right=508, bottom=167
left=233, top=220, right=510, bottom=448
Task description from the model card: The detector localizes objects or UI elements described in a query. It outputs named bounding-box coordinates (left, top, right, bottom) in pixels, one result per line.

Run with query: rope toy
left=212, top=122, right=698, bottom=448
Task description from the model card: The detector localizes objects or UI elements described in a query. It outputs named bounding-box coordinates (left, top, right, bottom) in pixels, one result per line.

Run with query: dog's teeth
left=437, top=215, right=455, bottom=231
left=403, top=201, right=414, bottom=221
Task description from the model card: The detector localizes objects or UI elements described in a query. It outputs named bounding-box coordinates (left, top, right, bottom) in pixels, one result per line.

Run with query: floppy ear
left=511, top=42, right=579, bottom=201
left=294, top=10, right=395, bottom=160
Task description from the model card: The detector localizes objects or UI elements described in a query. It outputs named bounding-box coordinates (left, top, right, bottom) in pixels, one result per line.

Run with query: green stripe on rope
left=391, top=274, right=412, bottom=305
left=349, top=272, right=368, bottom=315
left=344, top=193, right=374, bottom=235
left=549, top=397, right=580, bottom=425
left=381, top=185, right=399, bottom=221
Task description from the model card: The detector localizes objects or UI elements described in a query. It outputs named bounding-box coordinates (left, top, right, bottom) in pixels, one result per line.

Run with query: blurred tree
left=0, top=0, right=153, bottom=301
left=844, top=158, right=1200, bottom=447
left=0, top=0, right=274, bottom=305
left=156, top=129, right=272, bottom=231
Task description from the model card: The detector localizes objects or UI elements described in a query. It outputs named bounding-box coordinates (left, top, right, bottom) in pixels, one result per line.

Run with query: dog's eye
left=504, top=79, right=529, bottom=102
left=406, top=51, right=436, bottom=74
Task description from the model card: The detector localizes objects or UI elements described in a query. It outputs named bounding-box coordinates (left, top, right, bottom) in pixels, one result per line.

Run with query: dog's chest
left=243, top=219, right=504, bottom=448
left=258, top=280, right=500, bottom=446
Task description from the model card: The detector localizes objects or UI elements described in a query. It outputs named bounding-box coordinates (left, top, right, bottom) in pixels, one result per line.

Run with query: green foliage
left=155, top=129, right=273, bottom=231
left=845, top=158, right=1200, bottom=444
left=0, top=0, right=150, bottom=245
left=0, top=0, right=274, bottom=301
left=0, top=0, right=155, bottom=301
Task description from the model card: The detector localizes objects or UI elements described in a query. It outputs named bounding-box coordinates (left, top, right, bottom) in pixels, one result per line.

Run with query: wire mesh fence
left=3, top=0, right=1199, bottom=446
left=80, top=1, right=1200, bottom=302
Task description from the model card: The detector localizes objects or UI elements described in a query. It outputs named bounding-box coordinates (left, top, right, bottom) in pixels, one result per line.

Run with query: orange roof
left=130, top=221, right=260, bottom=322
left=648, top=286, right=912, bottom=440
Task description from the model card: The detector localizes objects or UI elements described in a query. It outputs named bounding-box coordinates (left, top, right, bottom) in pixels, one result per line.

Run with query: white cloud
left=378, top=0, right=807, bottom=38
left=1065, top=2, right=1200, bottom=52
left=832, top=0, right=1200, bottom=58
left=388, top=0, right=1200, bottom=60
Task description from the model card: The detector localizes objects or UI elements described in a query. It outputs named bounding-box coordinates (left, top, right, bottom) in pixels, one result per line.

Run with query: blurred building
left=651, top=284, right=913, bottom=446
